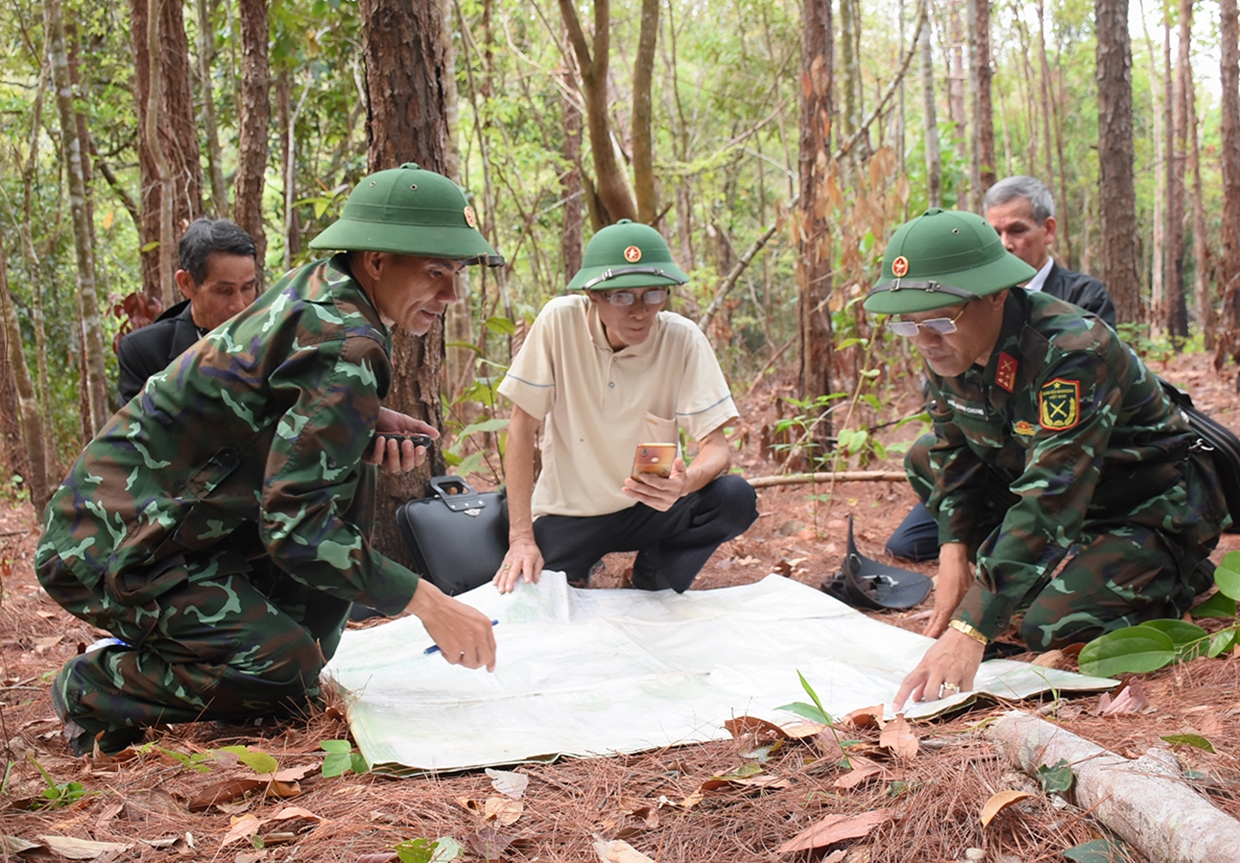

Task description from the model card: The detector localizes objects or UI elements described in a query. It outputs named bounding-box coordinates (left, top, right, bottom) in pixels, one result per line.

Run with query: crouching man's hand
left=404, top=580, right=497, bottom=671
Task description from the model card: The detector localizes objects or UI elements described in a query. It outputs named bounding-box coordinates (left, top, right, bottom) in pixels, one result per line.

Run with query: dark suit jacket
left=1042, top=261, right=1116, bottom=329
left=116, top=300, right=202, bottom=403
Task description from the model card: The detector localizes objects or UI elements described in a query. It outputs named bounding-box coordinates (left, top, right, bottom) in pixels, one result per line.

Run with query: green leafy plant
left=1036, top=758, right=1075, bottom=795
left=776, top=670, right=854, bottom=767
left=395, top=837, right=463, bottom=863
left=215, top=744, right=279, bottom=775
left=26, top=755, right=91, bottom=808
left=1078, top=551, right=1240, bottom=678
left=135, top=743, right=215, bottom=772
left=320, top=740, right=369, bottom=778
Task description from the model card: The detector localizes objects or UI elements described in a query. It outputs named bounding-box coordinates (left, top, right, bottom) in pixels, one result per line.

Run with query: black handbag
left=395, top=476, right=508, bottom=596
left=1158, top=377, right=1240, bottom=531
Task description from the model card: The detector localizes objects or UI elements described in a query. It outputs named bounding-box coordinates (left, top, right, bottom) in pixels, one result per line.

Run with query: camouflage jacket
left=923, top=289, right=1228, bottom=637
left=36, top=255, right=420, bottom=616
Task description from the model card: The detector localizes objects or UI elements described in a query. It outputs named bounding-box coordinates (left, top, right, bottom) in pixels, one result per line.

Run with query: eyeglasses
left=886, top=303, right=971, bottom=337
left=594, top=288, right=670, bottom=307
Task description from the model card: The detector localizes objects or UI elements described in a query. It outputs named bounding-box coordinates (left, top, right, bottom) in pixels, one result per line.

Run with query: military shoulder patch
left=995, top=351, right=1017, bottom=393
left=1038, top=378, right=1080, bottom=430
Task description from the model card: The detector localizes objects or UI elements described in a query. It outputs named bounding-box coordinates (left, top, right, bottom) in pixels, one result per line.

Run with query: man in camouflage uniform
left=862, top=209, right=1230, bottom=710
left=38, top=164, right=502, bottom=755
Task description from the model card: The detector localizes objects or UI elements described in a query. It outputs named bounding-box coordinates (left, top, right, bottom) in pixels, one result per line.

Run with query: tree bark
left=1140, top=11, right=1164, bottom=324
left=441, top=0, right=475, bottom=397
left=235, top=0, right=271, bottom=270
left=130, top=0, right=203, bottom=303
left=1216, top=0, right=1240, bottom=368
left=359, top=0, right=452, bottom=569
left=561, top=56, right=585, bottom=280
left=557, top=0, right=637, bottom=224
left=196, top=0, right=229, bottom=213
left=1188, top=62, right=1211, bottom=347
left=1166, top=4, right=1190, bottom=338
left=45, top=0, right=110, bottom=437
left=1094, top=0, right=1141, bottom=324
left=0, top=226, right=52, bottom=513
left=919, top=15, right=941, bottom=208
left=798, top=0, right=833, bottom=411
left=632, top=0, right=659, bottom=223
left=974, top=0, right=995, bottom=193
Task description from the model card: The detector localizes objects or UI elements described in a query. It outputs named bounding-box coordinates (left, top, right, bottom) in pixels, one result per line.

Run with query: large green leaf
left=1214, top=552, right=1240, bottom=601
left=1190, top=591, right=1236, bottom=620
left=1063, top=838, right=1135, bottom=863
left=1160, top=733, right=1216, bottom=753
left=1136, top=619, right=1208, bottom=660
left=1209, top=628, right=1238, bottom=658
left=1077, top=627, right=1176, bottom=678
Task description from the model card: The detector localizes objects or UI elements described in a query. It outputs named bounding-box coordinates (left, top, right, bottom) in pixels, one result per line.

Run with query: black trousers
left=531, top=475, right=758, bottom=592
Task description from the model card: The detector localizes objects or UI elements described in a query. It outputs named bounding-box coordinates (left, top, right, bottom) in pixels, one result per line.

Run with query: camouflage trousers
left=906, top=435, right=1217, bottom=650
left=38, top=550, right=351, bottom=747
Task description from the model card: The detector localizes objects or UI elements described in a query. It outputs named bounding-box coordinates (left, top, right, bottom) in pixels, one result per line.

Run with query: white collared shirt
left=1023, top=257, right=1055, bottom=293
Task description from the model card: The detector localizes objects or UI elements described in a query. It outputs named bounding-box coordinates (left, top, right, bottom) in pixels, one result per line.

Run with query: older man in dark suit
left=117, top=219, right=259, bottom=403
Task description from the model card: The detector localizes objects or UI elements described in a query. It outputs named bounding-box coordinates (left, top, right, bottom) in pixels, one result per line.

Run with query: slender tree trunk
left=278, top=68, right=309, bottom=270
left=45, top=0, right=109, bottom=437
left=1141, top=8, right=1164, bottom=319
left=920, top=17, right=941, bottom=207
left=1188, top=72, right=1211, bottom=347
left=196, top=0, right=228, bottom=213
left=1216, top=0, right=1240, bottom=367
left=840, top=0, right=859, bottom=141
left=562, top=59, right=585, bottom=280
left=0, top=232, right=52, bottom=513
left=130, top=0, right=204, bottom=304
left=235, top=0, right=270, bottom=270
left=948, top=1, right=966, bottom=162
left=1095, top=0, right=1141, bottom=325
left=632, top=0, right=659, bottom=223
left=970, top=0, right=995, bottom=202
left=798, top=0, right=833, bottom=410
left=1166, top=0, right=1191, bottom=338
left=441, top=0, right=474, bottom=396
left=359, top=0, right=452, bottom=567
left=558, top=0, right=637, bottom=224
left=1035, top=0, right=1055, bottom=210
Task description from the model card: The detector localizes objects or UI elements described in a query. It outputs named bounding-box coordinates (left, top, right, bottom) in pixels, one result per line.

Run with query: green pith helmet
left=310, top=163, right=502, bottom=266
left=566, top=219, right=689, bottom=291
left=863, top=208, right=1035, bottom=314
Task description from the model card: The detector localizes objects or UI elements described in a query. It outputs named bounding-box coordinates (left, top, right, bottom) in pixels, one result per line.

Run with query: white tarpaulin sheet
left=325, top=572, right=1115, bottom=774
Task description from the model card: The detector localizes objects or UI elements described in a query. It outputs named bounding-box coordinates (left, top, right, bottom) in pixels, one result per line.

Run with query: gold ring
left=502, top=564, right=511, bottom=570
left=941, top=682, right=960, bottom=694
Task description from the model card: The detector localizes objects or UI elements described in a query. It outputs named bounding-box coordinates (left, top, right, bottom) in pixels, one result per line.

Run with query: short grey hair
left=983, top=176, right=1054, bottom=224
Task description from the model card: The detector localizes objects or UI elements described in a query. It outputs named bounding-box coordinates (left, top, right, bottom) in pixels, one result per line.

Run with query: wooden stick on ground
left=749, top=471, right=906, bottom=488
left=987, top=710, right=1240, bottom=863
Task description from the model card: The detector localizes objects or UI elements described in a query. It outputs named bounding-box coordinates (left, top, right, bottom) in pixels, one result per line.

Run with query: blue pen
left=424, top=619, right=499, bottom=655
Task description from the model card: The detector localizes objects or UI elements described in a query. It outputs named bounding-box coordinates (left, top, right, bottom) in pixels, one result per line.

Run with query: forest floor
left=4, top=351, right=1240, bottom=863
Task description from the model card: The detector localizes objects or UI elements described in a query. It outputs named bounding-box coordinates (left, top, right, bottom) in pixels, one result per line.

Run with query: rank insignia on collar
left=995, top=351, right=1017, bottom=393
left=1013, top=420, right=1036, bottom=436
left=1039, top=378, right=1080, bottom=430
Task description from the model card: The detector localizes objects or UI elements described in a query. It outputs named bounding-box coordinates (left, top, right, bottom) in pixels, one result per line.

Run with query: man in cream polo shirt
left=493, top=220, right=758, bottom=593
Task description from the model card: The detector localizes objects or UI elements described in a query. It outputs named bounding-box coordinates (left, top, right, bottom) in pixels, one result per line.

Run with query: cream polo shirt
left=498, top=295, right=739, bottom=519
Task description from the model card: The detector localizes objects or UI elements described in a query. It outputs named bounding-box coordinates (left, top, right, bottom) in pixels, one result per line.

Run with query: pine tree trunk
left=561, top=59, right=585, bottom=280
left=1094, top=0, right=1141, bottom=325
left=359, top=0, right=452, bottom=568
left=196, top=0, right=228, bottom=214
left=441, top=0, right=474, bottom=398
left=1141, top=12, right=1164, bottom=319
left=130, top=0, right=204, bottom=303
left=971, top=0, right=995, bottom=199
left=235, top=0, right=270, bottom=270
left=632, top=0, right=659, bottom=223
left=1216, top=0, right=1240, bottom=368
left=45, top=0, right=110, bottom=437
left=1166, top=0, right=1191, bottom=338
left=1189, top=74, right=1211, bottom=348
left=798, top=0, right=833, bottom=410
left=948, top=2, right=966, bottom=163
left=919, top=17, right=941, bottom=207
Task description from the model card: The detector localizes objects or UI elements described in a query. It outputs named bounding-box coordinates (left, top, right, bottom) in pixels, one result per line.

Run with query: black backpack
left=1158, top=377, right=1240, bottom=531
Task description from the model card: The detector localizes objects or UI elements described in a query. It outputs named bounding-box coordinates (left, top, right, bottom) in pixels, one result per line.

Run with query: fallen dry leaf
left=1095, top=679, right=1148, bottom=716
left=1031, top=649, right=1065, bottom=668
left=844, top=705, right=886, bottom=729
left=594, top=837, right=658, bottom=863
left=2, top=836, right=41, bottom=854
left=483, top=796, right=523, bottom=826
left=724, top=716, right=787, bottom=740
left=878, top=715, right=918, bottom=760
left=39, top=834, right=133, bottom=859
left=781, top=720, right=827, bottom=739
left=776, top=809, right=894, bottom=854
left=187, top=777, right=265, bottom=811
left=833, top=757, right=886, bottom=791
left=486, top=767, right=530, bottom=799
left=219, top=807, right=323, bottom=849
left=220, top=815, right=262, bottom=849
left=979, top=790, right=1034, bottom=827
left=464, top=826, right=515, bottom=859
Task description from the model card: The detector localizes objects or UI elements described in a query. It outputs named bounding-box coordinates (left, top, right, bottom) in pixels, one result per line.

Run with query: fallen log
left=987, top=710, right=1240, bottom=863
left=749, top=471, right=906, bottom=488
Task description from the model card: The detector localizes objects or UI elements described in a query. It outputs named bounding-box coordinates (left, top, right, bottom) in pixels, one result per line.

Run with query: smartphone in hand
left=374, top=433, right=433, bottom=449
left=631, top=442, right=677, bottom=479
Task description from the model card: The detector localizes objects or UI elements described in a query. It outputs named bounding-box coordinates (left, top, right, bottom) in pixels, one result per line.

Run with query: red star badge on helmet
left=891, top=255, right=910, bottom=278
left=624, top=245, right=642, bottom=263
left=463, top=206, right=477, bottom=228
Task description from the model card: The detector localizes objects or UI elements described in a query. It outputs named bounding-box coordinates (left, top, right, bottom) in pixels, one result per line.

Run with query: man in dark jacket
left=884, top=176, right=1117, bottom=561
left=116, top=219, right=259, bottom=403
